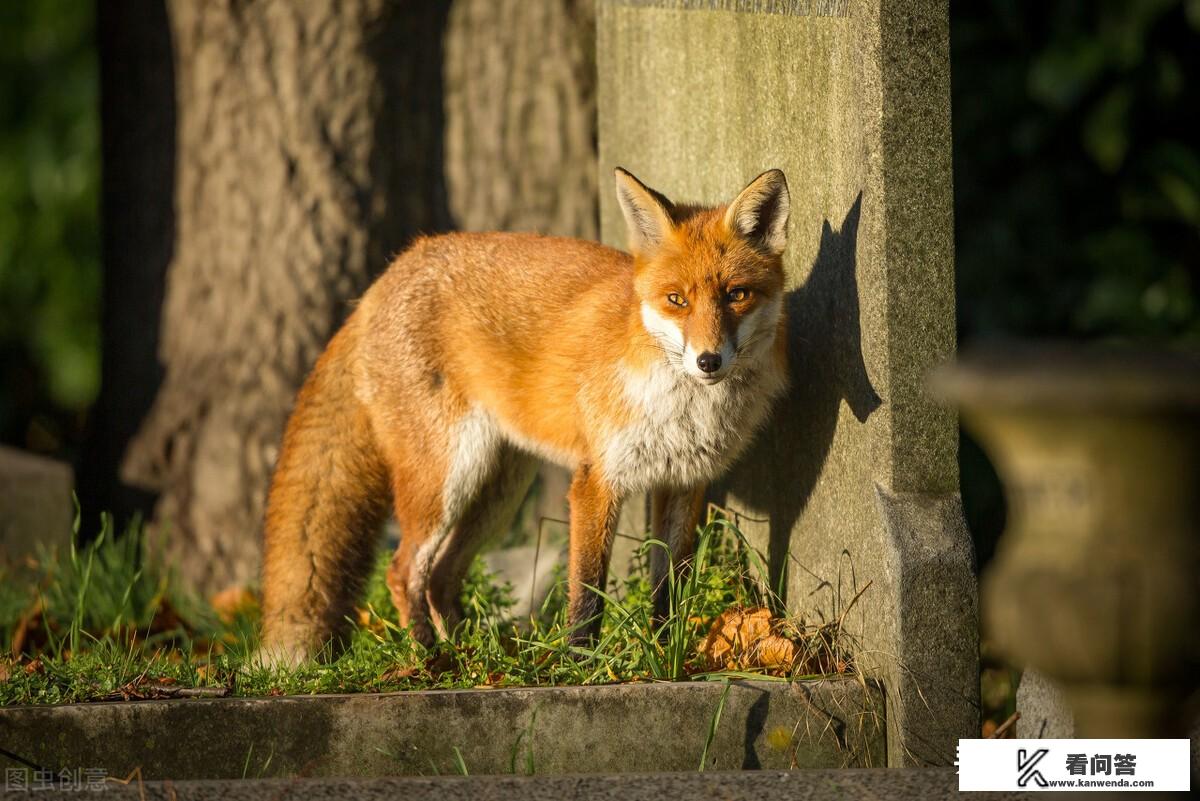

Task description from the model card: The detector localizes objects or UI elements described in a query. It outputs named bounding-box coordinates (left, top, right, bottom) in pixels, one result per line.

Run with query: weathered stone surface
left=937, top=348, right=1200, bottom=743
left=596, top=0, right=977, bottom=765
left=482, top=544, right=565, bottom=618
left=0, top=445, right=74, bottom=567
left=1018, top=665, right=1200, bottom=775
left=1016, top=669, right=1074, bottom=739
left=17, top=768, right=1040, bottom=801
left=0, top=680, right=883, bottom=780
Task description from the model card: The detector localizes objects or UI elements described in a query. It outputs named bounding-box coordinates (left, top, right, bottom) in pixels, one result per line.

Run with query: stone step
left=6, top=768, right=1045, bottom=801
left=0, top=680, right=883, bottom=780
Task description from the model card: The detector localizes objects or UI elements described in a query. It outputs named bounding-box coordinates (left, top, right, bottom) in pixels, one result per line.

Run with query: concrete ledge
left=11, top=769, right=1040, bottom=801
left=0, top=680, right=883, bottom=779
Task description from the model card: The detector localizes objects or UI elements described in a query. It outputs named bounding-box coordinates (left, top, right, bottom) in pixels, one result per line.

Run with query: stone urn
left=932, top=345, right=1200, bottom=738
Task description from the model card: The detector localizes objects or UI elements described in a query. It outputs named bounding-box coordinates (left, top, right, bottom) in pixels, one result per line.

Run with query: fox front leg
left=650, top=485, right=707, bottom=625
left=566, top=465, right=622, bottom=645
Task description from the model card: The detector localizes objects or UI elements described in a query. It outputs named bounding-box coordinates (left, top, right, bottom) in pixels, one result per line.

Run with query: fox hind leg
left=386, top=409, right=519, bottom=644
left=387, top=516, right=440, bottom=646
left=425, top=446, right=538, bottom=637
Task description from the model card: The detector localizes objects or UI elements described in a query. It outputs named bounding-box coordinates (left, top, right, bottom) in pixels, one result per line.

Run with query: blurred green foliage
left=952, top=0, right=1200, bottom=569
left=952, top=0, right=1199, bottom=341
left=0, top=0, right=99, bottom=454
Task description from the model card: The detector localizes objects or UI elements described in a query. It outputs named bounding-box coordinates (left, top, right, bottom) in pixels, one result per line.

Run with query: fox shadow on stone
left=714, top=191, right=880, bottom=606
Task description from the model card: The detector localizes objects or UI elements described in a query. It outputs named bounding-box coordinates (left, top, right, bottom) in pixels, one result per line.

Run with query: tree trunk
left=443, top=0, right=597, bottom=239
left=122, top=0, right=451, bottom=593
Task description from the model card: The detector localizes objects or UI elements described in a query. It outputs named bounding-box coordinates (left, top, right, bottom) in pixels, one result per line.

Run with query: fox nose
left=696, top=351, right=722, bottom=374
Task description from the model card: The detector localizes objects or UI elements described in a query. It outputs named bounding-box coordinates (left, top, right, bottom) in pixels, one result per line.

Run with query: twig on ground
left=988, top=710, right=1020, bottom=739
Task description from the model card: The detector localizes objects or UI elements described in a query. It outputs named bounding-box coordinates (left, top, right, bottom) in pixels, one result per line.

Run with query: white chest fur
left=598, top=356, right=786, bottom=494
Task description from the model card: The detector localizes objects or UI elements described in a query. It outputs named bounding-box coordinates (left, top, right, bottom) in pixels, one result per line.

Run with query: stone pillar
left=0, top=446, right=74, bottom=566
left=597, top=0, right=977, bottom=765
left=1017, top=669, right=1075, bottom=739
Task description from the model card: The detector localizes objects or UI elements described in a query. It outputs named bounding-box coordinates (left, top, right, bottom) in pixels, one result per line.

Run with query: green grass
left=0, top=507, right=853, bottom=706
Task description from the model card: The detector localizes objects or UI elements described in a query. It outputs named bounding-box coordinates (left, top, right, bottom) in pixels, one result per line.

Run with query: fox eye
left=727, top=287, right=750, bottom=303
left=666, top=293, right=687, bottom=307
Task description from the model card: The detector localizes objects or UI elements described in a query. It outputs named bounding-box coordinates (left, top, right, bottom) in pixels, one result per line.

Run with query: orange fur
left=260, top=169, right=792, bottom=662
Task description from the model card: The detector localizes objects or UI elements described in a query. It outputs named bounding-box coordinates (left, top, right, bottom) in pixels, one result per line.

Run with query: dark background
left=1, top=0, right=1197, bottom=568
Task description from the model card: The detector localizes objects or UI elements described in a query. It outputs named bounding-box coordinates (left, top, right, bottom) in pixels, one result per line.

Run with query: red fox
left=259, top=168, right=791, bottom=665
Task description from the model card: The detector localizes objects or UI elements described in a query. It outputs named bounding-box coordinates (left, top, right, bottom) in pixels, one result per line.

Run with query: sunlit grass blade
left=698, top=680, right=731, bottom=771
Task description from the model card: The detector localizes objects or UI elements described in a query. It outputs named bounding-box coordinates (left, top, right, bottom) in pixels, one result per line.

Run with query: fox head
left=616, top=167, right=790, bottom=385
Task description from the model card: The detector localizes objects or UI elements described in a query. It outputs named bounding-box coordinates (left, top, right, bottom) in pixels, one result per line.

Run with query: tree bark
left=122, top=0, right=451, bottom=593
left=443, top=0, right=597, bottom=239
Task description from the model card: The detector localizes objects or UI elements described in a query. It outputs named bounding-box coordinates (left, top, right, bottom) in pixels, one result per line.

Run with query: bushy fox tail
left=258, top=320, right=390, bottom=667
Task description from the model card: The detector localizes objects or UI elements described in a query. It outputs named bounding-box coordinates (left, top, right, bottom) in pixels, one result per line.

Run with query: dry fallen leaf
left=751, top=634, right=796, bottom=669
left=701, top=606, right=775, bottom=670
left=209, top=586, right=258, bottom=624
left=148, top=596, right=184, bottom=634
left=379, top=664, right=418, bottom=683
left=10, top=597, right=44, bottom=658
left=700, top=606, right=811, bottom=675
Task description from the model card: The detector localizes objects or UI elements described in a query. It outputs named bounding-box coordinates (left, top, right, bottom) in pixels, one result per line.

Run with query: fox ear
left=724, top=169, right=790, bottom=257
left=615, top=167, right=674, bottom=255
